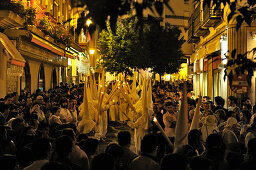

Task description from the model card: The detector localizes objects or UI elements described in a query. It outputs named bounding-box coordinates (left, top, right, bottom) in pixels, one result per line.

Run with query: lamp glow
left=89, top=49, right=95, bottom=55
left=86, top=19, right=92, bottom=27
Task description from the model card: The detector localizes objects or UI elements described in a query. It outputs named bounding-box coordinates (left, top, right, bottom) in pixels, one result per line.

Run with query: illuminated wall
left=171, top=63, right=188, bottom=81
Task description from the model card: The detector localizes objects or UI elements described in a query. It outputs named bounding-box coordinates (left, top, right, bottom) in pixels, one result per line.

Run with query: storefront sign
left=230, top=74, right=250, bottom=94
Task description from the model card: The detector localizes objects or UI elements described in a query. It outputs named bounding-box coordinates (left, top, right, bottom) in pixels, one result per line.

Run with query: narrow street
left=98, top=122, right=136, bottom=153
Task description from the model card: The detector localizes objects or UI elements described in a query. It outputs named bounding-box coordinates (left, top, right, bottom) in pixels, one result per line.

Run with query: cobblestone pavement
left=97, top=121, right=136, bottom=153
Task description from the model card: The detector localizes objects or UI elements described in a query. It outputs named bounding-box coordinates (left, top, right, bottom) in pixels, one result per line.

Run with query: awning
left=31, top=34, right=65, bottom=56
left=0, top=32, right=25, bottom=67
left=31, top=34, right=75, bottom=59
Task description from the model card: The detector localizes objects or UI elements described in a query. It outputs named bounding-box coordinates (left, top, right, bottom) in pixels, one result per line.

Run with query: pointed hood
left=98, top=73, right=102, bottom=94
left=142, top=77, right=150, bottom=130
left=89, top=75, right=95, bottom=100
left=92, top=74, right=98, bottom=100
left=131, top=72, right=139, bottom=103
left=87, top=78, right=92, bottom=102
left=155, top=73, right=160, bottom=82
left=147, top=77, right=153, bottom=115
left=174, top=83, right=189, bottom=153
left=77, top=77, right=96, bottom=134
left=132, top=71, right=137, bottom=93
left=83, top=77, right=89, bottom=117
left=190, top=95, right=202, bottom=131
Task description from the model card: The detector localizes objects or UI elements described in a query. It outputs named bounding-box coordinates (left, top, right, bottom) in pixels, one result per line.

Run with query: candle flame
left=153, top=117, right=157, bottom=122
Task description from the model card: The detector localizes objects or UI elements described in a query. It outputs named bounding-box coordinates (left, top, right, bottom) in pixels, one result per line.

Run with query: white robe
left=133, top=114, right=148, bottom=154
left=77, top=101, right=97, bottom=134
left=119, top=102, right=129, bottom=122
left=109, top=96, right=119, bottom=121
left=95, top=102, right=109, bottom=139
left=128, top=101, right=148, bottom=154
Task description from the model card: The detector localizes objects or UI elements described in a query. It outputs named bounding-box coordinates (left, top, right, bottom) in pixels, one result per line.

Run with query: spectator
left=0, top=125, right=15, bottom=154
left=214, top=96, right=227, bottom=113
left=222, top=117, right=239, bottom=148
left=163, top=102, right=177, bottom=145
left=92, top=153, right=115, bottom=170
left=200, top=115, right=219, bottom=142
left=78, top=138, right=99, bottom=168
left=240, top=138, right=256, bottom=170
left=23, top=138, right=51, bottom=170
left=117, top=131, right=138, bottom=170
left=54, top=135, right=82, bottom=170
left=105, top=143, right=124, bottom=170
left=201, top=134, right=229, bottom=170
left=41, top=161, right=71, bottom=170
left=128, top=134, right=160, bottom=170
left=161, top=153, right=187, bottom=170
left=245, top=117, right=256, bottom=148
left=188, top=129, right=204, bottom=155
left=17, top=147, right=33, bottom=169
left=62, top=128, right=90, bottom=170
left=190, top=157, right=213, bottom=170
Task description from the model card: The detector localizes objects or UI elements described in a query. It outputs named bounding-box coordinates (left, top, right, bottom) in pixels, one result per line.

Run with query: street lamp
left=89, top=49, right=95, bottom=55
left=90, top=49, right=95, bottom=67
left=86, top=19, right=92, bottom=27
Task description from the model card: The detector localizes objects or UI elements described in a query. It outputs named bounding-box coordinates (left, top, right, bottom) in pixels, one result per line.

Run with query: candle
left=153, top=117, right=173, bottom=150
left=99, top=84, right=109, bottom=114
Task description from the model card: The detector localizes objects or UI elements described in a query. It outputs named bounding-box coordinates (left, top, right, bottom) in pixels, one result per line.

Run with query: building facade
left=144, top=0, right=194, bottom=81
left=0, top=0, right=88, bottom=98
left=188, top=0, right=256, bottom=105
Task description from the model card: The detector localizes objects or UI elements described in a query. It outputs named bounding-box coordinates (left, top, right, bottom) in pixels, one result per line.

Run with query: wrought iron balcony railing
left=193, top=3, right=209, bottom=37
left=202, top=4, right=222, bottom=28
left=188, top=15, right=200, bottom=43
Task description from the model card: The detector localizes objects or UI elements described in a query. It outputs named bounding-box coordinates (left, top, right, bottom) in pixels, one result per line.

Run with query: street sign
left=230, top=74, right=250, bottom=94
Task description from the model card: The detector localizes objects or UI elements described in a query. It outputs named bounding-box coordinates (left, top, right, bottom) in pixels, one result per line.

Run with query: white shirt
left=163, top=112, right=177, bottom=137
left=58, top=108, right=77, bottom=123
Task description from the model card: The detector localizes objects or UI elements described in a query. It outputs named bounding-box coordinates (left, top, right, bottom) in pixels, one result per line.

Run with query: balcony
left=188, top=16, right=199, bottom=43
left=0, top=1, right=24, bottom=29
left=193, top=4, right=209, bottom=37
left=188, top=3, right=213, bottom=43
left=201, top=4, right=222, bottom=28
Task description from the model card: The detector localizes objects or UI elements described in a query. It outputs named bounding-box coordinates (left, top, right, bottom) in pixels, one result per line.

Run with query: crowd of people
left=151, top=82, right=256, bottom=170
left=1, top=80, right=256, bottom=170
